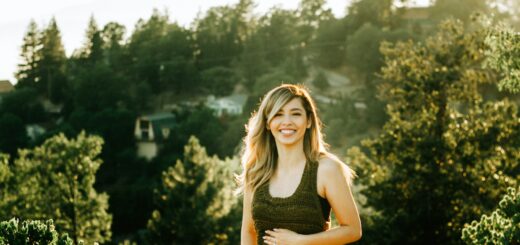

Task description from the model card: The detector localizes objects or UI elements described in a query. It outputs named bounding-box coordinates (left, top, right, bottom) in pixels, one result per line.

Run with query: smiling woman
left=237, top=84, right=362, bottom=245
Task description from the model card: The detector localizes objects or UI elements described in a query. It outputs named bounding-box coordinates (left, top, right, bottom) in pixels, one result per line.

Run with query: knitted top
left=252, top=160, right=331, bottom=244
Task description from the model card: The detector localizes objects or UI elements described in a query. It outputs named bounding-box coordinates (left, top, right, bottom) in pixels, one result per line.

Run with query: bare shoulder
left=319, top=154, right=354, bottom=184
left=318, top=155, right=345, bottom=177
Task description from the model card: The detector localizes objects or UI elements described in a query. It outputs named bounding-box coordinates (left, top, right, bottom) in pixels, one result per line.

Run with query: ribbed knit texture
left=252, top=160, right=331, bottom=245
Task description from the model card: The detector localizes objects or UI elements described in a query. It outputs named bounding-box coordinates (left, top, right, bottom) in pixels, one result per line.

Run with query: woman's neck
left=275, top=140, right=306, bottom=170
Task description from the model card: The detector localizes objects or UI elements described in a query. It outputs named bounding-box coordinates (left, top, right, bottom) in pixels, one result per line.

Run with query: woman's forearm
left=241, top=228, right=258, bottom=245
left=300, top=225, right=362, bottom=245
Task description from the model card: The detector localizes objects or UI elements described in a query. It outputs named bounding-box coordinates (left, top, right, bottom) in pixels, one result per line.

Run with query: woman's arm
left=241, top=185, right=258, bottom=245
left=264, top=158, right=362, bottom=245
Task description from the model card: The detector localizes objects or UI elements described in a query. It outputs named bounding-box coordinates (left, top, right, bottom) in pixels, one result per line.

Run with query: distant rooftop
left=0, top=80, right=14, bottom=93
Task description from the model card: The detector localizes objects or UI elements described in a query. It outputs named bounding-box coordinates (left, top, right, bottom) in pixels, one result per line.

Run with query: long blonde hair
left=236, top=84, right=353, bottom=195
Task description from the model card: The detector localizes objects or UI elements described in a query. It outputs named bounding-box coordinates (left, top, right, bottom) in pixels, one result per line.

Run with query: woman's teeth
left=280, top=129, right=296, bottom=135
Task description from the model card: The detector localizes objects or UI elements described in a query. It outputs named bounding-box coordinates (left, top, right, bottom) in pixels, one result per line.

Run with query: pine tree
left=15, top=20, right=42, bottom=89
left=12, top=132, right=112, bottom=244
left=38, top=17, right=68, bottom=103
left=145, top=136, right=239, bottom=244
left=346, top=20, right=520, bottom=244
left=75, top=15, right=104, bottom=64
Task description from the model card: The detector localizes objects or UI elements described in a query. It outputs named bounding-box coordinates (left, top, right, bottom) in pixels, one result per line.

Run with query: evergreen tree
left=13, top=132, right=112, bottom=244
left=145, top=136, right=239, bottom=244
left=15, top=20, right=42, bottom=89
left=346, top=20, right=520, bottom=244
left=461, top=187, right=520, bottom=244
left=38, top=17, right=68, bottom=103
left=76, top=15, right=104, bottom=64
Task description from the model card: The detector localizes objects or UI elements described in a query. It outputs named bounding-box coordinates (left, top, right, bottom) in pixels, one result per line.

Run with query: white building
left=206, top=94, right=248, bottom=117
left=134, top=112, right=176, bottom=161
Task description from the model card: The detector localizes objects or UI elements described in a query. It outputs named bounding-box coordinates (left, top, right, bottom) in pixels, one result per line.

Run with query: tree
left=15, top=20, right=42, bottom=89
left=200, top=66, right=241, bottom=96
left=145, top=136, right=239, bottom=244
left=296, top=0, right=333, bottom=51
left=484, top=23, right=520, bottom=93
left=313, top=70, right=329, bottom=91
left=100, top=22, right=126, bottom=69
left=346, top=20, right=520, bottom=244
left=345, top=23, right=384, bottom=76
left=193, top=0, right=253, bottom=70
left=462, top=187, right=520, bottom=244
left=12, top=132, right=112, bottom=244
left=0, top=154, right=14, bottom=220
left=431, top=0, right=495, bottom=24
left=74, top=15, right=104, bottom=64
left=38, top=17, right=68, bottom=103
left=0, top=218, right=74, bottom=245
left=0, top=87, right=46, bottom=124
left=346, top=0, right=395, bottom=30
left=0, top=113, right=28, bottom=157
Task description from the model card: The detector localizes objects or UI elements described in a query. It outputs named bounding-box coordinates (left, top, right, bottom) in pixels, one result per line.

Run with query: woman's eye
left=293, top=113, right=301, bottom=116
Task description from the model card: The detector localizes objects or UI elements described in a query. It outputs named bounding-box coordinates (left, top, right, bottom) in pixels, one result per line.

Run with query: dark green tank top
left=252, top=160, right=331, bottom=244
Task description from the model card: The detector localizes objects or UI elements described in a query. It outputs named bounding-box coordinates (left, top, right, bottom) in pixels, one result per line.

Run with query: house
left=134, top=112, right=176, bottom=160
left=206, top=94, right=248, bottom=117
left=0, top=80, right=14, bottom=105
left=26, top=124, right=46, bottom=142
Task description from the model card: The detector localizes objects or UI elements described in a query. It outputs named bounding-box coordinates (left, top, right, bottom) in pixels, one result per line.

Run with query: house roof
left=139, top=112, right=176, bottom=141
left=141, top=112, right=176, bottom=121
left=0, top=80, right=14, bottom=93
left=208, top=94, right=248, bottom=108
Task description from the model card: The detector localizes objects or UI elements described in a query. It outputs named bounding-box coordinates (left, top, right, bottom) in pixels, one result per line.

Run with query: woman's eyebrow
left=290, top=108, right=304, bottom=112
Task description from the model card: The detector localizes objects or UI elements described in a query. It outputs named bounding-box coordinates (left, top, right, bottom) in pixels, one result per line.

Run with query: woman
left=238, top=84, right=362, bottom=245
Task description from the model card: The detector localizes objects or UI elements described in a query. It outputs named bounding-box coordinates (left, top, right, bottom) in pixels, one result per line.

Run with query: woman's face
left=268, top=97, right=311, bottom=148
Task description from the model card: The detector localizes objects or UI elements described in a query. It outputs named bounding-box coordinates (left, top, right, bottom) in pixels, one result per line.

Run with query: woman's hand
left=263, top=228, right=306, bottom=245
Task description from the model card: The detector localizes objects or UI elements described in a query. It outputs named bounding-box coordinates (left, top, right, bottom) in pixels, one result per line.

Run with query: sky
left=0, top=0, right=430, bottom=84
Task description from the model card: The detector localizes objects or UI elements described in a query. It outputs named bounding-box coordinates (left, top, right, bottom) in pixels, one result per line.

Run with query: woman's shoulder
left=317, top=153, right=354, bottom=184
left=317, top=153, right=345, bottom=175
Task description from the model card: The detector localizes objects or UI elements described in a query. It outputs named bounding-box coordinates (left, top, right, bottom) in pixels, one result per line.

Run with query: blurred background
left=0, top=0, right=519, bottom=244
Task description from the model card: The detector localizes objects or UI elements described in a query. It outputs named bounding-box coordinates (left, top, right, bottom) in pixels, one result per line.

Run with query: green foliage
left=253, top=69, right=294, bottom=96
left=462, top=187, right=520, bottom=244
left=193, top=0, right=252, bottom=70
left=0, top=113, right=28, bottom=157
left=145, top=136, right=240, bottom=244
left=0, top=218, right=74, bottom=245
left=200, top=66, right=241, bottom=96
left=313, top=70, right=329, bottom=91
left=15, top=20, right=41, bottom=89
left=12, top=132, right=112, bottom=244
left=346, top=20, right=520, bottom=244
left=345, top=23, right=384, bottom=75
left=0, top=87, right=46, bottom=123
left=484, top=23, right=520, bottom=93
left=0, top=154, right=14, bottom=220
left=431, top=0, right=495, bottom=24
left=311, top=18, right=347, bottom=68
left=38, top=18, right=68, bottom=103
left=346, top=0, right=395, bottom=29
